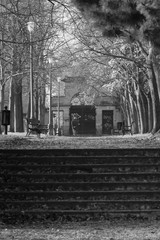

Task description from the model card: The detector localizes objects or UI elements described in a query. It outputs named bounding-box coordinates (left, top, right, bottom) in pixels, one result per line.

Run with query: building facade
left=45, top=77, right=122, bottom=136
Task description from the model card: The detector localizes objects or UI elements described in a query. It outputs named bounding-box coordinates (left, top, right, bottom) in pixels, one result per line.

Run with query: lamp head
left=27, top=21, right=35, bottom=32
left=57, top=77, right=61, bottom=82
left=48, top=57, right=53, bottom=64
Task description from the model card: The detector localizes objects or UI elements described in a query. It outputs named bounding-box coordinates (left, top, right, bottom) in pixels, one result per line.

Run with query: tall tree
left=0, top=0, right=58, bottom=131
left=71, top=0, right=160, bottom=133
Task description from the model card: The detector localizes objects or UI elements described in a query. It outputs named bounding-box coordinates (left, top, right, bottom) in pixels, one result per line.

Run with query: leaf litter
left=0, top=132, right=160, bottom=149
left=1, top=220, right=160, bottom=240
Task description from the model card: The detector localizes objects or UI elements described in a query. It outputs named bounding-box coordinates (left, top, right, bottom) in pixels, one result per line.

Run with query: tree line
left=71, top=0, right=160, bottom=134
left=0, top=0, right=75, bottom=132
left=1, top=0, right=160, bottom=135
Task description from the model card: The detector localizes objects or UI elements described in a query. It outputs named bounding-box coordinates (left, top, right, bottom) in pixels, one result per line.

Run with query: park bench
left=113, top=121, right=134, bottom=135
left=26, top=119, right=49, bottom=137
left=122, top=121, right=134, bottom=135
left=112, top=122, right=123, bottom=135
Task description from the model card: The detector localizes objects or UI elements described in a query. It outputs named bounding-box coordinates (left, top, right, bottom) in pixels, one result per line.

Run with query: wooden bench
left=26, top=119, right=49, bottom=137
left=122, top=121, right=134, bottom=135
left=112, top=122, right=123, bottom=135
left=112, top=121, right=134, bottom=135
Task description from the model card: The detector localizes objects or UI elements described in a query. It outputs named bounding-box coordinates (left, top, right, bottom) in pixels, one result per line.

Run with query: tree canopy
left=72, top=0, right=160, bottom=48
left=70, top=0, right=160, bottom=134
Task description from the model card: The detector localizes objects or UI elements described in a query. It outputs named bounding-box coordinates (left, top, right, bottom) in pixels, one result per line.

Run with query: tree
left=71, top=0, right=160, bottom=133
left=0, top=0, right=60, bottom=131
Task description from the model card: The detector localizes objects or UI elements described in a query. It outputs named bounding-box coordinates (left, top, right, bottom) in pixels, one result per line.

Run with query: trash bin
left=117, top=122, right=123, bottom=130
left=2, top=106, right=10, bottom=134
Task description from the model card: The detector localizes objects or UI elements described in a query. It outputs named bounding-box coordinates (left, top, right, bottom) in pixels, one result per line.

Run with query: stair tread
left=2, top=181, right=160, bottom=185
left=1, top=163, right=160, bottom=167
left=1, top=172, right=160, bottom=176
left=3, top=155, right=159, bottom=158
left=1, top=200, right=160, bottom=203
left=1, top=149, right=160, bottom=219
left=1, top=190, right=160, bottom=193
left=1, top=209, right=160, bottom=213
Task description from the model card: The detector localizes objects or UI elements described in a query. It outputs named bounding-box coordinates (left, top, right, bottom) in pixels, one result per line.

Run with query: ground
left=0, top=132, right=160, bottom=149
left=1, top=132, right=160, bottom=240
left=1, top=220, right=160, bottom=240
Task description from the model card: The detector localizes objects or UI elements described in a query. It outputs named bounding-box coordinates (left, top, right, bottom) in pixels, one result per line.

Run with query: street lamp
left=48, top=57, right=53, bottom=135
left=27, top=21, right=35, bottom=120
left=56, top=77, right=61, bottom=136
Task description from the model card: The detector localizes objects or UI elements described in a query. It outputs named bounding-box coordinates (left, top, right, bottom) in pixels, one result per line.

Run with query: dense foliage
left=72, top=0, right=160, bottom=47
left=71, top=0, right=160, bottom=134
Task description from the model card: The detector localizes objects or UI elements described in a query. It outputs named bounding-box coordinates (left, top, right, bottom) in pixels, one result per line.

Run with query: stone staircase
left=0, top=149, right=160, bottom=222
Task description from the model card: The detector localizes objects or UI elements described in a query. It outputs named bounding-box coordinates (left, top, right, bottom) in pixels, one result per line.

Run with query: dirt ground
left=1, top=132, right=160, bottom=239
left=0, top=132, right=160, bottom=149
left=0, top=219, right=160, bottom=240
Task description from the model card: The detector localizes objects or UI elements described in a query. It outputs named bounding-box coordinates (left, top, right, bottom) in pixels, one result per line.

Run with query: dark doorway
left=70, top=105, right=96, bottom=135
left=102, top=110, right=113, bottom=134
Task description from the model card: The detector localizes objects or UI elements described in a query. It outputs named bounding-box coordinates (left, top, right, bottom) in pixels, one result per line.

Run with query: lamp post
left=48, top=57, right=53, bottom=135
left=56, top=77, right=61, bottom=136
left=27, top=21, right=34, bottom=120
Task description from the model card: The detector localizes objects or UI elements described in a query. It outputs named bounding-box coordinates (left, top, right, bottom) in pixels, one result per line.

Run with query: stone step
left=2, top=190, right=160, bottom=196
left=2, top=199, right=160, bottom=204
left=2, top=209, right=160, bottom=214
left=1, top=156, right=159, bottom=162
left=1, top=163, right=160, bottom=168
left=1, top=172, right=160, bottom=178
left=2, top=181, right=160, bottom=186
left=0, top=149, right=160, bottom=156
left=1, top=149, right=160, bottom=221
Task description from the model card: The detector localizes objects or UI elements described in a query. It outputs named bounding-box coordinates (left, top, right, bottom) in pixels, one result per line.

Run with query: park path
left=0, top=132, right=159, bottom=149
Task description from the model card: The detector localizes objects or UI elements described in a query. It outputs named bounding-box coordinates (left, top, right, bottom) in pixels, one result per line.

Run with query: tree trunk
left=0, top=77, right=5, bottom=134
left=0, top=32, right=5, bottom=134
left=134, top=82, right=143, bottom=134
left=147, top=43, right=160, bottom=133
left=40, top=83, right=46, bottom=125
left=14, top=77, right=24, bottom=132
left=35, top=78, right=39, bottom=121
left=123, top=96, right=129, bottom=124
left=132, top=99, right=139, bottom=133
left=9, top=78, right=14, bottom=132
left=139, top=90, right=148, bottom=133
left=128, top=84, right=140, bottom=134
left=10, top=45, right=24, bottom=132
left=120, top=95, right=127, bottom=122
left=146, top=92, right=153, bottom=133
